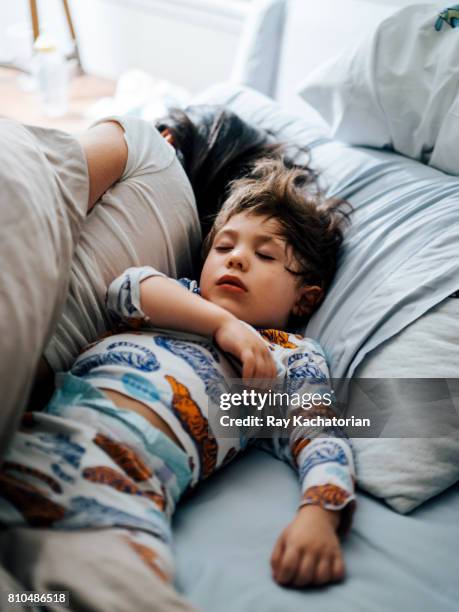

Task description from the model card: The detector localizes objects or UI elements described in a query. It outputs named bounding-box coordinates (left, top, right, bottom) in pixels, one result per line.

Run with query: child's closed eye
left=256, top=252, right=275, bottom=261
left=214, top=245, right=275, bottom=260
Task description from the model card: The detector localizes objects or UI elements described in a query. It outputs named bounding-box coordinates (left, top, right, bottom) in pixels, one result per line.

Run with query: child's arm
left=256, top=344, right=355, bottom=587
left=270, top=435, right=355, bottom=588
left=106, top=266, right=277, bottom=380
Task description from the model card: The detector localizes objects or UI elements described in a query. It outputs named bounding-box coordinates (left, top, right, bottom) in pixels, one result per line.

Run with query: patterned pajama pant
left=0, top=375, right=195, bottom=607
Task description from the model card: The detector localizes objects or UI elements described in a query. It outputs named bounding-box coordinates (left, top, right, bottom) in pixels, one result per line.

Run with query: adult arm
left=28, top=121, right=128, bottom=406
left=77, top=120, right=128, bottom=212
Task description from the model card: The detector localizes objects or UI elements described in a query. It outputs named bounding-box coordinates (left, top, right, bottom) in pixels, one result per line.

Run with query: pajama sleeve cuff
left=297, top=438, right=356, bottom=536
left=299, top=484, right=356, bottom=537
left=106, top=265, right=167, bottom=326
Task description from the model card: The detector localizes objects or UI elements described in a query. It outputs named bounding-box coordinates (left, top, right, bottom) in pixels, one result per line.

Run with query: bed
left=0, top=2, right=458, bottom=610
left=172, top=1, right=459, bottom=610
left=175, top=449, right=459, bottom=611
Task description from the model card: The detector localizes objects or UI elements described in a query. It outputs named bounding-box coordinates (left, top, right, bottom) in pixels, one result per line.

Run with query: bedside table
left=0, top=68, right=116, bottom=134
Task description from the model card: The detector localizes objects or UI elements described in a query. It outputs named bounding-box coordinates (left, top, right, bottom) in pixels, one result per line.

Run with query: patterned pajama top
left=71, top=266, right=356, bottom=530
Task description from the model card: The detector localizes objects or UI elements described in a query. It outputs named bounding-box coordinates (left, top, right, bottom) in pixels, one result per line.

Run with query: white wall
left=0, top=0, right=250, bottom=93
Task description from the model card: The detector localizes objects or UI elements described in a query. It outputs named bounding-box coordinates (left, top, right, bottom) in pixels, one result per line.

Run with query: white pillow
left=298, top=3, right=459, bottom=175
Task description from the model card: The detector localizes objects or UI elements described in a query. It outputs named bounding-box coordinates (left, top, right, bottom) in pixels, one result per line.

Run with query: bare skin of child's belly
left=100, top=388, right=185, bottom=452
left=30, top=359, right=185, bottom=452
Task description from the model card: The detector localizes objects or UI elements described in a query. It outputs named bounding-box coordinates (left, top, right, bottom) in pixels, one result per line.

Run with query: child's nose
left=226, top=250, right=247, bottom=271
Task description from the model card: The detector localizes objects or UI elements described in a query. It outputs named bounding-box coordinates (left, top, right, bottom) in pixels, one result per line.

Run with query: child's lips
left=218, top=283, right=246, bottom=293
left=216, top=275, right=248, bottom=292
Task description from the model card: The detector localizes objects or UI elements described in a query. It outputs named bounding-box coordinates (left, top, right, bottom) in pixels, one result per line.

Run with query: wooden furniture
left=29, top=0, right=82, bottom=71
left=0, top=1, right=82, bottom=74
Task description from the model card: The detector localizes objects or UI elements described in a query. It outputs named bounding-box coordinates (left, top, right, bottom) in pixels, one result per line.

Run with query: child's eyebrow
left=215, top=229, right=236, bottom=239
left=256, top=235, right=282, bottom=246
left=216, top=229, right=284, bottom=247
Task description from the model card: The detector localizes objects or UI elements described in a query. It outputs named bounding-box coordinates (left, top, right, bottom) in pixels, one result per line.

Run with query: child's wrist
left=208, top=306, right=237, bottom=338
left=297, top=503, right=342, bottom=530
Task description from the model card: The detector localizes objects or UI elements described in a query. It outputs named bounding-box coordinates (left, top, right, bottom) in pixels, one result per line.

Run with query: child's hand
left=214, top=318, right=277, bottom=381
left=271, top=505, right=345, bottom=588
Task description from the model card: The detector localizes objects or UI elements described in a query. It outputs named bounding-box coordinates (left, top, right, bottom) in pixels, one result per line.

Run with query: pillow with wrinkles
left=298, top=3, right=459, bottom=175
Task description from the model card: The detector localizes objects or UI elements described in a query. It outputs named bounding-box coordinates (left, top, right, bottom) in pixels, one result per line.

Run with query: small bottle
left=33, top=34, right=68, bottom=117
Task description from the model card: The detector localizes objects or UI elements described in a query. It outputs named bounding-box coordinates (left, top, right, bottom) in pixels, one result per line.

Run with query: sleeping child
left=0, top=158, right=355, bottom=610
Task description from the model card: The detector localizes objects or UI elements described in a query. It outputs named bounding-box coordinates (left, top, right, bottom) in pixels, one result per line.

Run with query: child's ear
left=292, top=285, right=323, bottom=317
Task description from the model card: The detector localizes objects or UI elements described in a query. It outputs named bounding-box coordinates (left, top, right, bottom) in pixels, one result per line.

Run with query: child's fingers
left=270, top=536, right=284, bottom=571
left=242, top=340, right=276, bottom=386
left=275, top=545, right=300, bottom=585
left=256, top=356, right=273, bottom=386
left=257, top=346, right=277, bottom=382
left=241, top=348, right=256, bottom=381
left=312, top=554, right=332, bottom=585
left=247, top=348, right=269, bottom=383
left=292, top=552, right=316, bottom=587
left=269, top=352, right=277, bottom=378
left=261, top=348, right=277, bottom=378
left=331, top=554, right=345, bottom=582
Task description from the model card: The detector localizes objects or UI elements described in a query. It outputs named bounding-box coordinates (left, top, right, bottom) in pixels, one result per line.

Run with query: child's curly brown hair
left=201, top=157, right=351, bottom=324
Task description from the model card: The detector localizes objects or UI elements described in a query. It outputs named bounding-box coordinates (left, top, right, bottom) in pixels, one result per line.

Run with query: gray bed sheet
left=175, top=449, right=459, bottom=612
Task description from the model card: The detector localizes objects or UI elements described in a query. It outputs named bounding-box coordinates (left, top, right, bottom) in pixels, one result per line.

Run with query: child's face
left=200, top=212, right=322, bottom=329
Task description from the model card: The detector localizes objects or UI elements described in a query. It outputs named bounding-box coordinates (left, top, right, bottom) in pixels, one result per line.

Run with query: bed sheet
left=174, top=449, right=459, bottom=612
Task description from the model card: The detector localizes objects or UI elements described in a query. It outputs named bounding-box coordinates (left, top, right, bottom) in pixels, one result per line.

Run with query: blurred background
left=0, top=0, right=259, bottom=132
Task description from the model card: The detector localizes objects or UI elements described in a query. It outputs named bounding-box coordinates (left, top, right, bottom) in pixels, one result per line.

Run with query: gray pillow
left=351, top=297, right=459, bottom=513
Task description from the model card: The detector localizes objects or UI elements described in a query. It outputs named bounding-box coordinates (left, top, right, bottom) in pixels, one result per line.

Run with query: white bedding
left=298, top=3, right=459, bottom=174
